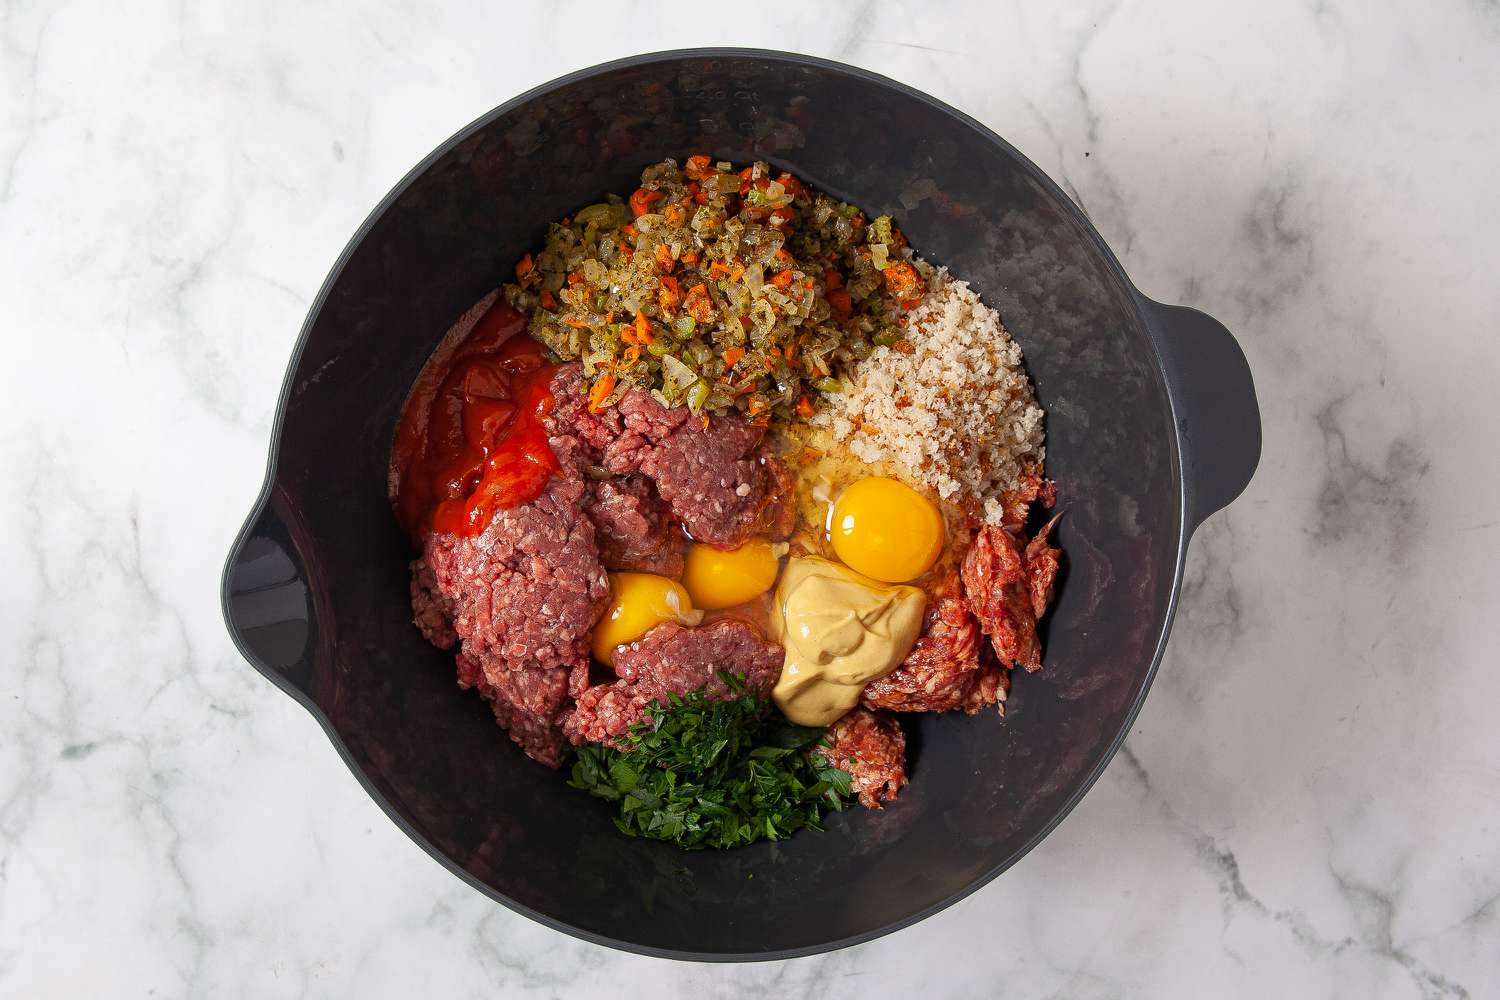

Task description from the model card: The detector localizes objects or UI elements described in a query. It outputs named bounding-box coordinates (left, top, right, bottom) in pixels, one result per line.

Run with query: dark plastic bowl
left=223, top=49, right=1259, bottom=961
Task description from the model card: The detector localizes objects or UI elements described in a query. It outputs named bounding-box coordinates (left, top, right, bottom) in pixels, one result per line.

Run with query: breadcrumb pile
left=811, top=269, right=1046, bottom=523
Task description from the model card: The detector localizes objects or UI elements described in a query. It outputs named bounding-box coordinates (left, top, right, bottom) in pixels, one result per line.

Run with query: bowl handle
left=221, top=488, right=319, bottom=697
left=1139, top=298, right=1261, bottom=533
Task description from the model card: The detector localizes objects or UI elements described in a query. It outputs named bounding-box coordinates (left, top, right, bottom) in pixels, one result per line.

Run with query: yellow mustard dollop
left=769, top=557, right=927, bottom=725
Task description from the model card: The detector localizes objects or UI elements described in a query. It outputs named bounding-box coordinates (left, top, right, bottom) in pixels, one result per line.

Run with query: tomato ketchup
left=391, top=301, right=559, bottom=542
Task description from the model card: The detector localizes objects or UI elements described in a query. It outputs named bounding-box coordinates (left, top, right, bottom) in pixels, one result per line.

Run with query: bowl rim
left=222, top=46, right=1189, bottom=963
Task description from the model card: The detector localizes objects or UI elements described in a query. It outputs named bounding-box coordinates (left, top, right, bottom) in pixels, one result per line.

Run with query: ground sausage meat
left=561, top=620, right=784, bottom=748
left=813, top=707, right=908, bottom=809
left=962, top=522, right=1045, bottom=672
left=862, top=576, right=1006, bottom=714
left=1024, top=513, right=1062, bottom=618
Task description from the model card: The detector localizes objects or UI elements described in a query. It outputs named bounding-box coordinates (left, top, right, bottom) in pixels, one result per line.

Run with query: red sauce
left=392, top=301, right=559, bottom=542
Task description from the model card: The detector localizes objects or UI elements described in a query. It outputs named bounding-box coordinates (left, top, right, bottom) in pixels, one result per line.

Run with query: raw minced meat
left=813, top=707, right=907, bottom=809
left=862, top=576, right=1008, bottom=715
left=583, top=476, right=683, bottom=576
left=561, top=619, right=783, bottom=748
left=552, top=361, right=794, bottom=549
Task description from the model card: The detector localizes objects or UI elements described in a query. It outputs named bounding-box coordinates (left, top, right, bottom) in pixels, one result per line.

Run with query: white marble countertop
left=5, top=2, right=1498, bottom=996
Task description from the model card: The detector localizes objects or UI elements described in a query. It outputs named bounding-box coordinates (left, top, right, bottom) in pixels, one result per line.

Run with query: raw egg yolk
left=591, top=573, right=702, bottom=666
left=829, top=477, right=944, bottom=583
left=682, top=540, right=780, bottom=610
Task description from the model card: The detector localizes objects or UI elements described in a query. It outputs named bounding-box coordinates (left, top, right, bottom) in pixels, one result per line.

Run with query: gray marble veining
left=2, top=1, right=1497, bottom=996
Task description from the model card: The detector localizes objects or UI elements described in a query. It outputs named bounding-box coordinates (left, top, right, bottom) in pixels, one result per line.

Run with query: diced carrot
left=514, top=254, right=535, bottom=284
left=882, top=262, right=923, bottom=300
left=588, top=374, right=617, bottom=413
left=664, top=204, right=687, bottom=226
left=729, top=260, right=746, bottom=280
left=823, top=268, right=843, bottom=291
left=776, top=173, right=806, bottom=199
left=783, top=341, right=797, bottom=363
left=680, top=249, right=700, bottom=266
left=658, top=275, right=680, bottom=315
left=773, top=248, right=793, bottom=266
left=722, top=347, right=745, bottom=369
left=685, top=154, right=713, bottom=179
left=539, top=290, right=557, bottom=311
left=828, top=288, right=852, bottom=320
left=655, top=244, right=676, bottom=273
left=622, top=223, right=638, bottom=238
left=770, top=270, right=795, bottom=290
left=683, top=283, right=713, bottom=323
left=629, top=187, right=665, bottom=217
left=567, top=271, right=584, bottom=286
left=633, top=311, right=653, bottom=344
left=796, top=396, right=815, bottom=418
left=564, top=316, right=589, bottom=328
left=620, top=345, right=641, bottom=368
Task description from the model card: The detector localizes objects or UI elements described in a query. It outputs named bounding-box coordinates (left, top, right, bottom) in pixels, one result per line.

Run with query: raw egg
left=681, top=540, right=780, bottom=610
left=591, top=573, right=702, bottom=665
left=829, top=476, right=944, bottom=583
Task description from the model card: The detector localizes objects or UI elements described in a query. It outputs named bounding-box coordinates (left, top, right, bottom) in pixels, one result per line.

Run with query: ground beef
left=561, top=619, right=783, bottom=747
left=548, top=363, right=793, bottom=549
left=420, top=473, right=609, bottom=674
left=546, top=365, right=622, bottom=461
left=455, top=653, right=567, bottom=767
left=861, top=577, right=1007, bottom=714
left=409, top=558, right=457, bottom=650
left=814, top=707, right=908, bottom=809
left=583, top=476, right=683, bottom=576
left=418, top=471, right=610, bottom=767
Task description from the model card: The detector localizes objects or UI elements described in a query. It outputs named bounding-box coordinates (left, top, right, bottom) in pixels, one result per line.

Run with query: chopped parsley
left=566, top=676, right=854, bottom=849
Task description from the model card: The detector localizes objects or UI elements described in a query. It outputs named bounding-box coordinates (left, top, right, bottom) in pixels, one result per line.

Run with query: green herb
left=567, top=675, right=854, bottom=849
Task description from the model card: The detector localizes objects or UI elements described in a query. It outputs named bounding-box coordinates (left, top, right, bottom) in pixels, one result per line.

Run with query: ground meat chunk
left=561, top=620, right=784, bottom=747
left=862, top=578, right=1006, bottom=714
left=961, top=522, right=1043, bottom=671
left=813, top=707, right=908, bottom=809
left=962, top=509, right=1062, bottom=672
left=455, top=654, right=567, bottom=767
left=547, top=364, right=792, bottom=549
left=995, top=469, right=1058, bottom=532
left=420, top=473, right=609, bottom=674
left=583, top=476, right=683, bottom=576
left=1024, top=514, right=1062, bottom=618
left=545, top=364, right=622, bottom=461
left=410, top=558, right=457, bottom=650
left=417, top=471, right=610, bottom=767
left=616, top=392, right=791, bottom=548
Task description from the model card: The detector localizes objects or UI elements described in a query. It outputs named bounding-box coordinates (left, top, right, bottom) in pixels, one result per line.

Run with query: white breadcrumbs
left=811, top=268, right=1045, bottom=524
